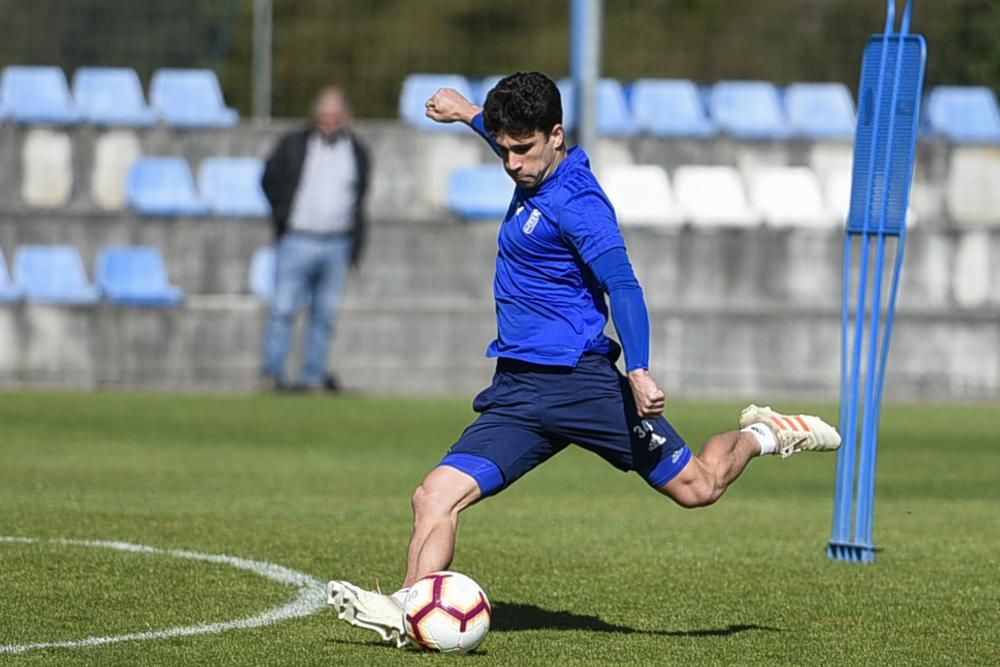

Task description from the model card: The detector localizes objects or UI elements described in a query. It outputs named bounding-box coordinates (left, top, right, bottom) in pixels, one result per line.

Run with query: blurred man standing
left=261, top=87, right=370, bottom=392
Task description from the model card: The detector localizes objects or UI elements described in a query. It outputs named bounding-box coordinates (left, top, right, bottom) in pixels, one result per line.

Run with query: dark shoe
left=322, top=374, right=342, bottom=393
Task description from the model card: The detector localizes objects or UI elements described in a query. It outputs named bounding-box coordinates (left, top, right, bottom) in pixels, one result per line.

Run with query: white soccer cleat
left=326, top=580, right=409, bottom=648
left=739, top=404, right=842, bottom=459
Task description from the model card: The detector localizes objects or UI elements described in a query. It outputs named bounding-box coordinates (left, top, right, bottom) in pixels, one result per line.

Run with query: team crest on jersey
left=522, top=209, right=541, bottom=234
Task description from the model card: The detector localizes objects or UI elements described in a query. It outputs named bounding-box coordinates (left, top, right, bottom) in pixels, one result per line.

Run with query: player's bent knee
left=667, top=481, right=720, bottom=509
left=412, top=465, right=483, bottom=519
left=657, top=458, right=721, bottom=508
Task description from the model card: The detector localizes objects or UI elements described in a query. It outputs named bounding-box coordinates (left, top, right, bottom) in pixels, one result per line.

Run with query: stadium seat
left=21, top=129, right=73, bottom=207
left=474, top=75, right=504, bottom=106
left=557, top=78, right=636, bottom=136
left=708, top=81, right=789, bottom=139
left=600, top=164, right=682, bottom=227
left=945, top=147, right=1000, bottom=225
left=747, top=166, right=834, bottom=228
left=72, top=67, right=157, bottom=127
left=96, top=246, right=183, bottom=307
left=925, top=86, right=1000, bottom=144
left=673, top=165, right=760, bottom=227
left=249, top=245, right=276, bottom=303
left=0, top=66, right=80, bottom=125
left=823, top=169, right=854, bottom=226
left=447, top=164, right=513, bottom=220
left=399, top=74, right=475, bottom=132
left=784, top=82, right=856, bottom=139
left=630, top=79, right=717, bottom=138
left=13, top=245, right=100, bottom=305
left=557, top=79, right=576, bottom=130
left=92, top=131, right=142, bottom=210
left=0, top=250, right=24, bottom=303
left=198, top=157, right=270, bottom=217
left=149, top=68, right=238, bottom=128
left=826, top=168, right=917, bottom=229
left=127, top=157, right=208, bottom=216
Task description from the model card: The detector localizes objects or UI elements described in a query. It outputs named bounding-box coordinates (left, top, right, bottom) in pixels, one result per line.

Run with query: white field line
left=0, top=536, right=328, bottom=655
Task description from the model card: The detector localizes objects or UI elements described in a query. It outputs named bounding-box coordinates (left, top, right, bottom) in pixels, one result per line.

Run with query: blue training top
left=470, top=113, right=650, bottom=370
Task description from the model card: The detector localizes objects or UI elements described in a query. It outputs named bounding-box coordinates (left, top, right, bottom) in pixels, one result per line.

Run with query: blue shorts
left=440, top=354, right=692, bottom=497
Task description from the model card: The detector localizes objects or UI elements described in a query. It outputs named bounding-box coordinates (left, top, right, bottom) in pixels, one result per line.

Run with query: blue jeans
left=263, top=233, right=352, bottom=387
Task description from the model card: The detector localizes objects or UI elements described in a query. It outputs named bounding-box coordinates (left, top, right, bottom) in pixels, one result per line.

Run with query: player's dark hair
left=483, top=71, right=563, bottom=137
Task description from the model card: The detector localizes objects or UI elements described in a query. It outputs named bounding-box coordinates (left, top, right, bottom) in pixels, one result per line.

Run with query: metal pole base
left=827, top=541, right=878, bottom=563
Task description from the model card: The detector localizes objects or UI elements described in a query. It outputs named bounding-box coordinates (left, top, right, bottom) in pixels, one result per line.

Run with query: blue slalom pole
left=828, top=0, right=926, bottom=563
left=854, top=5, right=913, bottom=557
left=832, top=0, right=895, bottom=560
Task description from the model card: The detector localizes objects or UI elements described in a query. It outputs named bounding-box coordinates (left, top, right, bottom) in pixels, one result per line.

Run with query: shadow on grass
left=492, top=601, right=782, bottom=637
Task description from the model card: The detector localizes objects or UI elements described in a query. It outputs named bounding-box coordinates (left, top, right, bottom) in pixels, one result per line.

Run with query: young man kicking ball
left=327, top=71, right=841, bottom=647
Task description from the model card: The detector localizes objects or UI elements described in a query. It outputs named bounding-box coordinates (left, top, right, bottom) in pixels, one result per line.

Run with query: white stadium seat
left=826, top=168, right=918, bottom=229
left=673, top=165, right=760, bottom=227
left=747, top=166, right=834, bottom=228
left=824, top=169, right=853, bottom=226
left=946, top=147, right=1000, bottom=226
left=21, top=129, right=73, bottom=207
left=91, top=130, right=141, bottom=210
left=600, top=164, right=682, bottom=228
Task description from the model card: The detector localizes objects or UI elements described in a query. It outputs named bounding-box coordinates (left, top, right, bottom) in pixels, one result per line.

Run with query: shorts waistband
left=495, top=351, right=612, bottom=375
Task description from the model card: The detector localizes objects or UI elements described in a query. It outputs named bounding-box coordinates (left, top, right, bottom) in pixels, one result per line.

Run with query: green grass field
left=0, top=392, right=997, bottom=666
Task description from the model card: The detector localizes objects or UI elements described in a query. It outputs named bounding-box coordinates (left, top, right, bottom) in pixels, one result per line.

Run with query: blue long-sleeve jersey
left=470, top=113, right=651, bottom=371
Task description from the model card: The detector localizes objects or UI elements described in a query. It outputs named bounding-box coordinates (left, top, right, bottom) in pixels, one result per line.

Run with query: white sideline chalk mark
left=0, top=536, right=328, bottom=655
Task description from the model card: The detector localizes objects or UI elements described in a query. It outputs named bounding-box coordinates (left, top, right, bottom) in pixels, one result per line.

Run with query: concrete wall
left=0, top=217, right=996, bottom=400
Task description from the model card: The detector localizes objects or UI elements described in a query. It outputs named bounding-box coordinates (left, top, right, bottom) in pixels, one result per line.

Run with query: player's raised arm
left=425, top=88, right=501, bottom=155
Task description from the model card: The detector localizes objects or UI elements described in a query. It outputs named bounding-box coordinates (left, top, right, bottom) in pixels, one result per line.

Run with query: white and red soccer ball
left=402, top=571, right=492, bottom=653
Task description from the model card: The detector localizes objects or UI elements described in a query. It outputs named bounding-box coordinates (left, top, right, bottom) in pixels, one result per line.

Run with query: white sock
left=391, top=588, right=409, bottom=606
left=742, top=423, right=778, bottom=456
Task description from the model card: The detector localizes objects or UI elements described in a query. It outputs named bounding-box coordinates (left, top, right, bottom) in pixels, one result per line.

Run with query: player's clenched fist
left=628, top=369, right=666, bottom=419
left=425, top=88, right=481, bottom=125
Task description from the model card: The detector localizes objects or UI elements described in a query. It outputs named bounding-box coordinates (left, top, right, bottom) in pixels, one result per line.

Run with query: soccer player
left=327, top=71, right=841, bottom=647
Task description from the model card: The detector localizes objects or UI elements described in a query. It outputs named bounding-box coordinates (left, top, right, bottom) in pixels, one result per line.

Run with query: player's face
left=495, top=125, right=565, bottom=189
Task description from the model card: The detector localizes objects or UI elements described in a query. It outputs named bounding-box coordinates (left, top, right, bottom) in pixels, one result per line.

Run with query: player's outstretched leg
left=326, top=580, right=409, bottom=648
left=739, top=404, right=841, bottom=458
left=659, top=404, right=841, bottom=508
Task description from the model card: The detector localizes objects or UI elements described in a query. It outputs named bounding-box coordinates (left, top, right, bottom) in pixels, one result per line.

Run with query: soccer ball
left=402, top=571, right=491, bottom=653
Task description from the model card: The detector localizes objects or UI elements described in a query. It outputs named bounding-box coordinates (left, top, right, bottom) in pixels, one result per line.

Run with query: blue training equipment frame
left=828, top=0, right=927, bottom=564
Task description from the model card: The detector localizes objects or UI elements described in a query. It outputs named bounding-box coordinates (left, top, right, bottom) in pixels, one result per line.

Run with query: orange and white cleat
left=739, top=404, right=842, bottom=459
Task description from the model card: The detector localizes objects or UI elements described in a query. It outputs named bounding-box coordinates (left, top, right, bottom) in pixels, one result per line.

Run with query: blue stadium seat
left=198, top=157, right=270, bottom=217
left=14, top=245, right=100, bottom=305
left=557, top=79, right=576, bottom=130
left=249, top=246, right=276, bottom=303
left=474, top=75, right=504, bottom=106
left=595, top=79, right=636, bottom=136
left=784, top=82, right=856, bottom=139
left=708, top=81, right=789, bottom=139
left=127, top=157, right=208, bottom=217
left=447, top=164, right=513, bottom=220
left=0, top=249, right=24, bottom=303
left=630, top=79, right=717, bottom=138
left=556, top=78, right=636, bottom=136
left=72, top=67, right=157, bottom=127
left=96, top=246, right=183, bottom=307
left=400, top=74, right=475, bottom=132
left=149, top=68, right=238, bottom=128
left=925, top=86, right=1000, bottom=144
left=0, top=66, right=81, bottom=125
left=559, top=78, right=625, bottom=135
